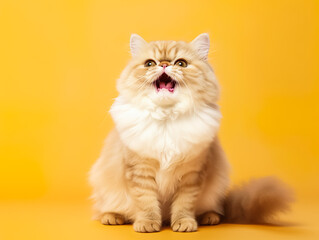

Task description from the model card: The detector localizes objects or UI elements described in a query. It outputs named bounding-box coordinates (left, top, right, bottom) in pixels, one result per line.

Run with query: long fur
left=224, top=176, right=294, bottom=224
left=89, top=34, right=294, bottom=232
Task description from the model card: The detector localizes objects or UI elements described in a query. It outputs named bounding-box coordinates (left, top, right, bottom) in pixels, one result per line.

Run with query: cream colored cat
left=89, top=33, right=293, bottom=232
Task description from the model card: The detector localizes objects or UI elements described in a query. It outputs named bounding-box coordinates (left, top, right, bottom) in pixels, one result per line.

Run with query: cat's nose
left=159, top=61, right=170, bottom=69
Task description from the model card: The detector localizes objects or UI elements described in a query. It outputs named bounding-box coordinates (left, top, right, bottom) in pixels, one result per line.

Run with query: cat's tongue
left=155, top=73, right=175, bottom=93
left=159, top=81, right=173, bottom=90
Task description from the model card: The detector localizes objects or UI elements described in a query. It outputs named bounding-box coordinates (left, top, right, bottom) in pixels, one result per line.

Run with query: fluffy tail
left=223, top=176, right=294, bottom=224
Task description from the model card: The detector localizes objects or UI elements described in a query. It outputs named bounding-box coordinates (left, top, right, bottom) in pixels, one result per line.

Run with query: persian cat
left=89, top=33, right=293, bottom=232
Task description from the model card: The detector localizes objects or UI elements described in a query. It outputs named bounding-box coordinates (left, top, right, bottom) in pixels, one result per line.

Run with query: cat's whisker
left=181, top=79, right=196, bottom=113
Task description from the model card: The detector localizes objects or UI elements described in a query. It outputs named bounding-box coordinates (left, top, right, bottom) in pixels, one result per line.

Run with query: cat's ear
left=130, top=34, right=147, bottom=57
left=191, top=33, right=210, bottom=60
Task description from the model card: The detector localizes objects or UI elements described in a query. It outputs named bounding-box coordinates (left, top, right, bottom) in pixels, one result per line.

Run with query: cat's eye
left=144, top=60, right=156, bottom=67
left=174, top=59, right=188, bottom=67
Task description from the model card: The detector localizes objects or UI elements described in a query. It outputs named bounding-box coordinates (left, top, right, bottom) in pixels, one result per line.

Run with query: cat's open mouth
left=154, top=73, right=176, bottom=93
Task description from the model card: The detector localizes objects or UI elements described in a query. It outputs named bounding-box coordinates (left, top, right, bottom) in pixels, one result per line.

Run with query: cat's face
left=116, top=34, right=220, bottom=114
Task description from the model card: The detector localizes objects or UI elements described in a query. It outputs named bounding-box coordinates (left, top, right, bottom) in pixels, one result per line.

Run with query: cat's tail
left=223, top=176, right=294, bottom=224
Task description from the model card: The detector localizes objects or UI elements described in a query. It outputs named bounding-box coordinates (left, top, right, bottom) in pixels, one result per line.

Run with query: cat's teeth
left=154, top=73, right=176, bottom=93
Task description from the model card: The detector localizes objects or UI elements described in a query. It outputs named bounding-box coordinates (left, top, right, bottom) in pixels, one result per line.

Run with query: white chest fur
left=110, top=96, right=221, bottom=169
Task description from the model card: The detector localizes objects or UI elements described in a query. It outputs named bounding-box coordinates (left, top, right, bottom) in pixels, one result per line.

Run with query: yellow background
left=0, top=0, right=318, bottom=239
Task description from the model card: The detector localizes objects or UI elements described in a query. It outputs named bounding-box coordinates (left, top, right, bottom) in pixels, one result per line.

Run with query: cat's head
left=116, top=34, right=220, bottom=115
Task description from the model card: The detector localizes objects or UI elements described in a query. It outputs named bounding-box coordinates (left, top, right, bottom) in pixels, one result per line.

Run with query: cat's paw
left=100, top=212, right=125, bottom=225
left=133, top=219, right=161, bottom=233
left=171, top=217, right=198, bottom=232
left=198, top=211, right=221, bottom=225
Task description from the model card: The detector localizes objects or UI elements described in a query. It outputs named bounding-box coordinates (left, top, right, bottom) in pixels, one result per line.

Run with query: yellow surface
left=0, top=0, right=318, bottom=239
left=0, top=199, right=318, bottom=240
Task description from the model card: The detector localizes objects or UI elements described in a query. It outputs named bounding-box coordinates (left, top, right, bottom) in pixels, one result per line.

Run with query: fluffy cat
left=89, top=33, right=294, bottom=232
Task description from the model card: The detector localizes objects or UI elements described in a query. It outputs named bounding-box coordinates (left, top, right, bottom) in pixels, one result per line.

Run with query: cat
left=89, top=33, right=294, bottom=232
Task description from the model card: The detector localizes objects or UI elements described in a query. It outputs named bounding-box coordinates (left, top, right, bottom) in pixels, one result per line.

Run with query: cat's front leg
left=125, top=155, right=161, bottom=233
left=171, top=171, right=202, bottom=232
